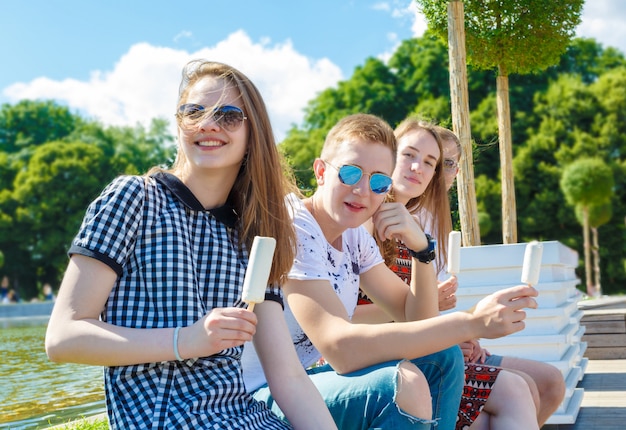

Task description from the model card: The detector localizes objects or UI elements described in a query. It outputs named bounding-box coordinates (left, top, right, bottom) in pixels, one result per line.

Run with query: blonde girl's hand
left=465, top=339, right=483, bottom=363
left=459, top=341, right=475, bottom=362
left=371, top=202, right=428, bottom=251
left=177, top=307, right=257, bottom=359
left=438, top=276, right=458, bottom=312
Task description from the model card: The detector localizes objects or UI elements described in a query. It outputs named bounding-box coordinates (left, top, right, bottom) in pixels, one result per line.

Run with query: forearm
left=405, top=258, right=439, bottom=320
left=324, top=312, right=476, bottom=374
left=268, top=372, right=338, bottom=429
left=254, top=300, right=337, bottom=429
left=46, top=318, right=177, bottom=366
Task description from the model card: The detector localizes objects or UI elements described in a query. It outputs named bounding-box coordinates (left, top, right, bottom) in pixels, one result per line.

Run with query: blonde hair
left=378, top=117, right=451, bottom=272
left=148, top=60, right=297, bottom=284
left=320, top=113, right=397, bottom=162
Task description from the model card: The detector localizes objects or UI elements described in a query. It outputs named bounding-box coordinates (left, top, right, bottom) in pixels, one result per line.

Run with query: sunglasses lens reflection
left=337, top=165, right=391, bottom=195
left=338, top=165, right=363, bottom=186
left=371, top=174, right=392, bottom=194
left=177, top=104, right=246, bottom=131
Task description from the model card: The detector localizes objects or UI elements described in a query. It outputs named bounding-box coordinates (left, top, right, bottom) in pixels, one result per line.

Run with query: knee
left=518, top=371, right=541, bottom=412
left=396, top=361, right=432, bottom=420
left=541, top=365, right=566, bottom=405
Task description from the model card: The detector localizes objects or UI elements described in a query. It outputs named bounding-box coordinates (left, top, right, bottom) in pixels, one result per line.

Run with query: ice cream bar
left=521, top=241, right=543, bottom=286
left=242, top=236, right=276, bottom=311
left=447, top=231, right=462, bottom=275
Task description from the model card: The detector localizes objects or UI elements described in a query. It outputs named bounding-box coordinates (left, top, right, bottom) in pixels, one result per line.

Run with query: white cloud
left=372, top=2, right=391, bottom=12
left=377, top=1, right=424, bottom=64
left=174, top=30, right=193, bottom=43
left=3, top=30, right=343, bottom=142
left=576, top=0, right=626, bottom=55
left=408, top=2, right=428, bottom=38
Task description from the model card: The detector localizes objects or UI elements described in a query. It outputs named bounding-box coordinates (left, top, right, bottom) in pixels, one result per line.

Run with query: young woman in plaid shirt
left=45, top=60, right=336, bottom=430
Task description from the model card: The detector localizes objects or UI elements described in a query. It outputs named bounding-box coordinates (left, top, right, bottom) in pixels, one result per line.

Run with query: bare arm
left=285, top=276, right=537, bottom=374
left=351, top=302, right=393, bottom=324
left=253, top=300, right=337, bottom=430
left=46, top=255, right=257, bottom=366
left=370, top=202, right=439, bottom=320
left=353, top=267, right=459, bottom=324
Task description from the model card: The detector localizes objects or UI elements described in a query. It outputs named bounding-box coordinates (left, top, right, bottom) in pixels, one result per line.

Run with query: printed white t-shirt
left=242, top=193, right=384, bottom=392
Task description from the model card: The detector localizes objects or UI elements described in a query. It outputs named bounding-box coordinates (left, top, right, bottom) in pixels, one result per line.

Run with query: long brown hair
left=378, top=118, right=451, bottom=273
left=149, top=60, right=297, bottom=284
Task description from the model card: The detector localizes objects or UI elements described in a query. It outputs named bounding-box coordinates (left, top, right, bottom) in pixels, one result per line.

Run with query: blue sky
left=2, top=0, right=625, bottom=141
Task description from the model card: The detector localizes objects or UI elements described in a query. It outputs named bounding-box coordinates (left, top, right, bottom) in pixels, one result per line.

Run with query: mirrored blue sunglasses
left=324, top=161, right=392, bottom=195
left=176, top=104, right=247, bottom=132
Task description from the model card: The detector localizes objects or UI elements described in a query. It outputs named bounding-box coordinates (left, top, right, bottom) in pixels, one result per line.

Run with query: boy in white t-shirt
left=243, top=113, right=539, bottom=430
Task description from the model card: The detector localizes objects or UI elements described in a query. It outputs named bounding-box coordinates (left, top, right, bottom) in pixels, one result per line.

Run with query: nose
left=411, top=162, right=420, bottom=172
left=352, top=175, right=371, bottom=196
left=197, top=114, right=220, bottom=131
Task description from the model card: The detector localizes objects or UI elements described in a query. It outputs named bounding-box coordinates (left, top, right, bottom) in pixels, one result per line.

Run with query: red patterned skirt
left=456, top=363, right=502, bottom=430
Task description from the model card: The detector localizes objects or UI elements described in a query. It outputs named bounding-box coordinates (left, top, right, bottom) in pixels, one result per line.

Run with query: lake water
left=0, top=317, right=105, bottom=429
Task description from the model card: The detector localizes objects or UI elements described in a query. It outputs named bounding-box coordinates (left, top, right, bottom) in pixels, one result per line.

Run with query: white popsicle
left=447, top=231, right=462, bottom=275
left=521, top=241, right=543, bottom=286
left=242, top=236, right=276, bottom=311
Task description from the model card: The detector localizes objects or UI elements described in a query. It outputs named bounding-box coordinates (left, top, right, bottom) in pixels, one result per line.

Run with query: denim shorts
left=483, top=353, right=503, bottom=367
left=252, top=346, right=464, bottom=430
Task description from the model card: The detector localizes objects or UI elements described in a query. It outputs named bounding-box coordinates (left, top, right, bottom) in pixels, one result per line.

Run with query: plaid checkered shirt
left=69, top=172, right=290, bottom=429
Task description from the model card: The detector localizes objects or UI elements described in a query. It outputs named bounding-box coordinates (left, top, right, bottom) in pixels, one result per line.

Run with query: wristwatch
left=408, top=234, right=437, bottom=264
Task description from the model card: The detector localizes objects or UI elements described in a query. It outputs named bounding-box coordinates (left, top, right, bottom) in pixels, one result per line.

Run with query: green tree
left=577, top=202, right=613, bottom=295
left=0, top=99, right=77, bottom=153
left=278, top=32, right=626, bottom=293
left=0, top=99, right=175, bottom=298
left=387, top=33, right=451, bottom=111
left=560, top=158, right=614, bottom=296
left=417, top=0, right=584, bottom=243
left=281, top=57, right=407, bottom=187
left=11, top=141, right=108, bottom=297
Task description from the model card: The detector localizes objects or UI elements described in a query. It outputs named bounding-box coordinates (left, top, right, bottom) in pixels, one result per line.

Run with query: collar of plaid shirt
left=151, top=171, right=238, bottom=228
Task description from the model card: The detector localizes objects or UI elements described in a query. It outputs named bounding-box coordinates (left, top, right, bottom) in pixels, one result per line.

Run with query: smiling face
left=315, top=139, right=394, bottom=232
left=176, top=75, right=248, bottom=178
left=391, top=128, right=441, bottom=205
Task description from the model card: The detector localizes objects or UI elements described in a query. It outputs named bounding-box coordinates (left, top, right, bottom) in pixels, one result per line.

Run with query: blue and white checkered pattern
left=69, top=172, right=290, bottom=429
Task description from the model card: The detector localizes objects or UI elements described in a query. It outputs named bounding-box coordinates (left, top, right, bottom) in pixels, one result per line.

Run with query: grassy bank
left=46, top=414, right=107, bottom=430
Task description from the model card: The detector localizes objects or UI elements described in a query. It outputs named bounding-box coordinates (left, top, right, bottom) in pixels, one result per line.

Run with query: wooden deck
left=544, top=296, right=626, bottom=429
left=579, top=299, right=626, bottom=359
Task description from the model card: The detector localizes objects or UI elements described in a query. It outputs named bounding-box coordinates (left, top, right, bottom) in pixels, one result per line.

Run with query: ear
left=313, top=158, right=326, bottom=185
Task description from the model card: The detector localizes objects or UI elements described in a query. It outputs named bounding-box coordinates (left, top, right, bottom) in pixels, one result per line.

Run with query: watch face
left=409, top=235, right=437, bottom=264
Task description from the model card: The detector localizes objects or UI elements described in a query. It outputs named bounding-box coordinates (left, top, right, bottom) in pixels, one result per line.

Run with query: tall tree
left=417, top=0, right=584, bottom=243
left=11, top=141, right=107, bottom=297
left=560, top=158, right=614, bottom=296
left=577, top=202, right=613, bottom=295
left=0, top=100, right=76, bottom=153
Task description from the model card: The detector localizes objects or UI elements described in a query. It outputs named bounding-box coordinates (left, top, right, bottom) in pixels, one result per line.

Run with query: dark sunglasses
left=176, top=104, right=247, bottom=132
left=324, top=161, right=392, bottom=195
